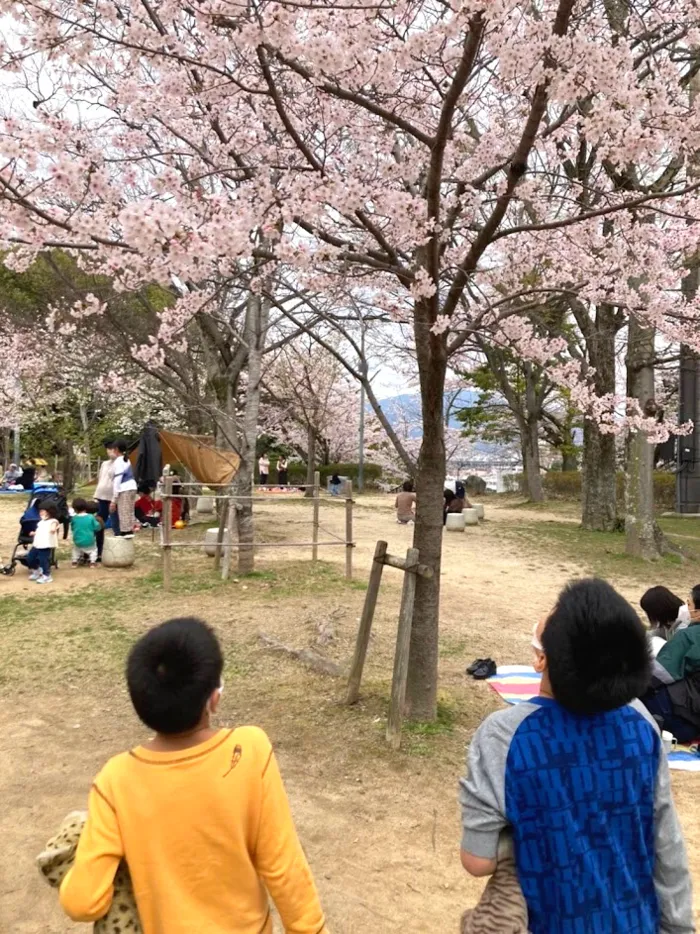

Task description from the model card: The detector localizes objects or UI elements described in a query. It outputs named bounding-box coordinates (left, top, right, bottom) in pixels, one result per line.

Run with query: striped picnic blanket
left=487, top=665, right=700, bottom=772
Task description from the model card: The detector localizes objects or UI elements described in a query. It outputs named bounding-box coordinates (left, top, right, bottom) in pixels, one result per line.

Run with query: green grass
left=502, top=518, right=687, bottom=580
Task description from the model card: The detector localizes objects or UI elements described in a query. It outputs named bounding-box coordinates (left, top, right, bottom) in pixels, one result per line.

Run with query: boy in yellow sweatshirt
left=60, top=617, right=329, bottom=934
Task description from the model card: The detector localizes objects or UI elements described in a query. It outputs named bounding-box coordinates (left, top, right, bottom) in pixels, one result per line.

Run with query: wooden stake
left=221, top=505, right=233, bottom=581
left=345, top=480, right=353, bottom=581
left=386, top=547, right=419, bottom=750
left=312, top=470, right=320, bottom=563
left=162, top=476, right=173, bottom=592
left=213, top=501, right=228, bottom=571
left=346, top=540, right=387, bottom=704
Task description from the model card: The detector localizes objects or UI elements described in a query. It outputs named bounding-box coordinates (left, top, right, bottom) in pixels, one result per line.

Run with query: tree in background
left=5, top=2, right=700, bottom=717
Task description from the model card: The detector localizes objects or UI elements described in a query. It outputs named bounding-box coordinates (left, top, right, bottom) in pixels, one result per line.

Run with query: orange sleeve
left=254, top=746, right=328, bottom=934
left=59, top=781, right=123, bottom=922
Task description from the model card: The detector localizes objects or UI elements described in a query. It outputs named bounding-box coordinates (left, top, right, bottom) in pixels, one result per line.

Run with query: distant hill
left=377, top=390, right=480, bottom=432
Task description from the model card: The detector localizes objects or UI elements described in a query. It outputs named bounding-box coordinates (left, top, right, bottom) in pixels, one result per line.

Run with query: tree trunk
left=561, top=444, right=578, bottom=472
left=61, top=439, right=75, bottom=493
left=625, top=319, right=659, bottom=559
left=406, top=296, right=447, bottom=722
left=305, top=424, right=316, bottom=497
left=522, top=415, right=544, bottom=501
left=581, top=304, right=619, bottom=530
left=233, top=292, right=269, bottom=574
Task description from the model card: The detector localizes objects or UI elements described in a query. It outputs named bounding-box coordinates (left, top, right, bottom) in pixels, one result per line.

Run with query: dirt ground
left=1, top=492, right=699, bottom=933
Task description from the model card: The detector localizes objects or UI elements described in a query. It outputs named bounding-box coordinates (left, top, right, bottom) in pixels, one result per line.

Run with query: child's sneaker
left=36, top=575, right=53, bottom=585
left=28, top=570, right=40, bottom=581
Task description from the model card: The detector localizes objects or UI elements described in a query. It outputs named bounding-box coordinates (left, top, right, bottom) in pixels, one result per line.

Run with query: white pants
left=72, top=545, right=98, bottom=564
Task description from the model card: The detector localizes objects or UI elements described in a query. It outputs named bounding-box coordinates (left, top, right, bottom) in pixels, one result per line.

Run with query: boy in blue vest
left=460, top=578, right=693, bottom=934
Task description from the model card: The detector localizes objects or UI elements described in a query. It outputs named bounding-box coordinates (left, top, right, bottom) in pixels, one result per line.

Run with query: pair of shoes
left=36, top=575, right=53, bottom=585
left=89, top=563, right=97, bottom=569
left=466, top=658, right=485, bottom=675
left=71, top=562, right=78, bottom=568
left=471, top=658, right=497, bottom=680
left=28, top=570, right=40, bottom=581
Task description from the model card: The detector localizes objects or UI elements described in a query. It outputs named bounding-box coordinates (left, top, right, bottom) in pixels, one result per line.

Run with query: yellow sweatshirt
left=59, top=726, right=328, bottom=934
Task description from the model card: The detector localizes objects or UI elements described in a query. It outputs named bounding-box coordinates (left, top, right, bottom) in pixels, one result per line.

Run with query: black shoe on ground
left=466, top=658, right=485, bottom=675
left=472, top=659, right=497, bottom=680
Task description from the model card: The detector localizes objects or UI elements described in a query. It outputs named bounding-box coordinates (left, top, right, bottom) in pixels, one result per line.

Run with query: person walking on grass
left=111, top=440, right=137, bottom=538
left=70, top=498, right=101, bottom=568
left=60, top=617, right=329, bottom=934
left=460, top=578, right=693, bottom=934
left=26, top=502, right=60, bottom=585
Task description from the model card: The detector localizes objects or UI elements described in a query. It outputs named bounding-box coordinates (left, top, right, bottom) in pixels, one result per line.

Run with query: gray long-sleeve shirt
left=459, top=697, right=694, bottom=933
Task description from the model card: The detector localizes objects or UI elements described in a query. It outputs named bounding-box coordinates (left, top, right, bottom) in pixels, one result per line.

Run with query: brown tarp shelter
left=130, top=429, right=239, bottom=486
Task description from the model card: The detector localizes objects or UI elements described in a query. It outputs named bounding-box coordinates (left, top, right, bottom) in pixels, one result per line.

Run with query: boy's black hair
left=402, top=480, right=413, bottom=492
left=85, top=501, right=98, bottom=515
left=443, top=488, right=455, bottom=502
left=691, top=585, right=700, bottom=611
left=542, top=578, right=651, bottom=715
left=102, top=438, right=115, bottom=449
left=72, top=497, right=87, bottom=513
left=38, top=501, right=59, bottom=519
left=137, top=482, right=152, bottom=495
left=126, top=617, right=223, bottom=734
left=640, top=586, right=683, bottom=627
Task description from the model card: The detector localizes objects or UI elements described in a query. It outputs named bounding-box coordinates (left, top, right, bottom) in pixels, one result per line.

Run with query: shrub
left=543, top=469, right=676, bottom=511
left=543, top=471, right=582, bottom=499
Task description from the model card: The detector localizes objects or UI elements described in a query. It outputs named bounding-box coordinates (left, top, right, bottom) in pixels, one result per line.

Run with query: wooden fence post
left=213, top=500, right=228, bottom=571
left=346, top=540, right=387, bottom=704
left=162, top=476, right=174, bottom=591
left=312, top=470, right=320, bottom=563
left=345, top=480, right=353, bottom=581
left=221, top=506, right=234, bottom=581
left=386, top=547, right=419, bottom=749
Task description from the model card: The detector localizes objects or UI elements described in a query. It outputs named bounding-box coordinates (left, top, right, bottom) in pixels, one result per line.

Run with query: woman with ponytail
left=110, top=440, right=138, bottom=537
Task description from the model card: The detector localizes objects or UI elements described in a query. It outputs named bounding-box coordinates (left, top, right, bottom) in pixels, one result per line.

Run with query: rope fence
left=159, top=472, right=354, bottom=591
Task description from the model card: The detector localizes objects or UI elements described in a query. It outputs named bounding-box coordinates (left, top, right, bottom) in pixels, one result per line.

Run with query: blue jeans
left=27, top=547, right=51, bottom=577
left=641, top=686, right=699, bottom=743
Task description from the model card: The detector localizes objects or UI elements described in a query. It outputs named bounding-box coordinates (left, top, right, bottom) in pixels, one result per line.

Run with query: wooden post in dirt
left=346, top=540, right=388, bottom=704
left=345, top=480, right=353, bottom=581
left=221, top=507, right=234, bottom=581
left=386, top=547, right=419, bottom=750
left=162, top=476, right=174, bottom=591
left=312, top=470, right=320, bottom=563
left=213, top=501, right=229, bottom=571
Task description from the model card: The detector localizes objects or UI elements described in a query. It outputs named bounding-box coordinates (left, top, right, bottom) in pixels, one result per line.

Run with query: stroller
left=1, top=486, right=70, bottom=576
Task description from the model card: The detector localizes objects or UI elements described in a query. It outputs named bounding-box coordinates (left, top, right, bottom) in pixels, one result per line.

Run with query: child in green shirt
left=71, top=498, right=101, bottom=568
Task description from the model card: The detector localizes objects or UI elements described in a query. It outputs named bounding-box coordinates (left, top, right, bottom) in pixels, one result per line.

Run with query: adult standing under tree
left=277, top=457, right=288, bottom=486
left=111, top=441, right=137, bottom=538
left=258, top=454, right=270, bottom=486
left=94, top=441, right=118, bottom=556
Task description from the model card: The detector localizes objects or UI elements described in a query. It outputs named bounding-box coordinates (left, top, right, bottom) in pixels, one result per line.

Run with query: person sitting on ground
left=3, top=462, right=22, bottom=485
left=460, top=578, right=693, bottom=934
left=395, top=480, right=416, bottom=524
left=59, top=617, right=330, bottom=934
left=135, top=484, right=160, bottom=528
left=641, top=586, right=687, bottom=643
left=443, top=488, right=463, bottom=524
left=70, top=498, right=101, bottom=568
left=642, top=583, right=700, bottom=743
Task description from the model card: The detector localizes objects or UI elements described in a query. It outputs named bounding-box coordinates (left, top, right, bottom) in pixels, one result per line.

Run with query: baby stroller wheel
left=2, top=563, right=16, bottom=576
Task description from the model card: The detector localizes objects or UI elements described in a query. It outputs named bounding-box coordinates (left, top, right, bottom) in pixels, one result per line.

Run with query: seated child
left=59, top=617, right=329, bottom=934
left=70, top=498, right=101, bottom=568
left=135, top=484, right=160, bottom=528
left=460, top=579, right=693, bottom=934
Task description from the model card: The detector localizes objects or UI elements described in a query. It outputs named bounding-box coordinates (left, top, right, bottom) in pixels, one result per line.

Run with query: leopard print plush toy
left=36, top=810, right=142, bottom=933
left=460, top=832, right=529, bottom=934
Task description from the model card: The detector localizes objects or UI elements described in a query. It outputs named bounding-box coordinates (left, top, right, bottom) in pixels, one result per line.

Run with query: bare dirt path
left=1, top=494, right=698, bottom=932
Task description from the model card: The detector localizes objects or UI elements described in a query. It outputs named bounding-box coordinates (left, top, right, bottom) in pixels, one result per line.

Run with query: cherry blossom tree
left=4, top=1, right=700, bottom=716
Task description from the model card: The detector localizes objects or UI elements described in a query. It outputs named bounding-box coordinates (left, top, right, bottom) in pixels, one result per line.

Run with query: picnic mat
left=487, top=665, right=700, bottom=772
